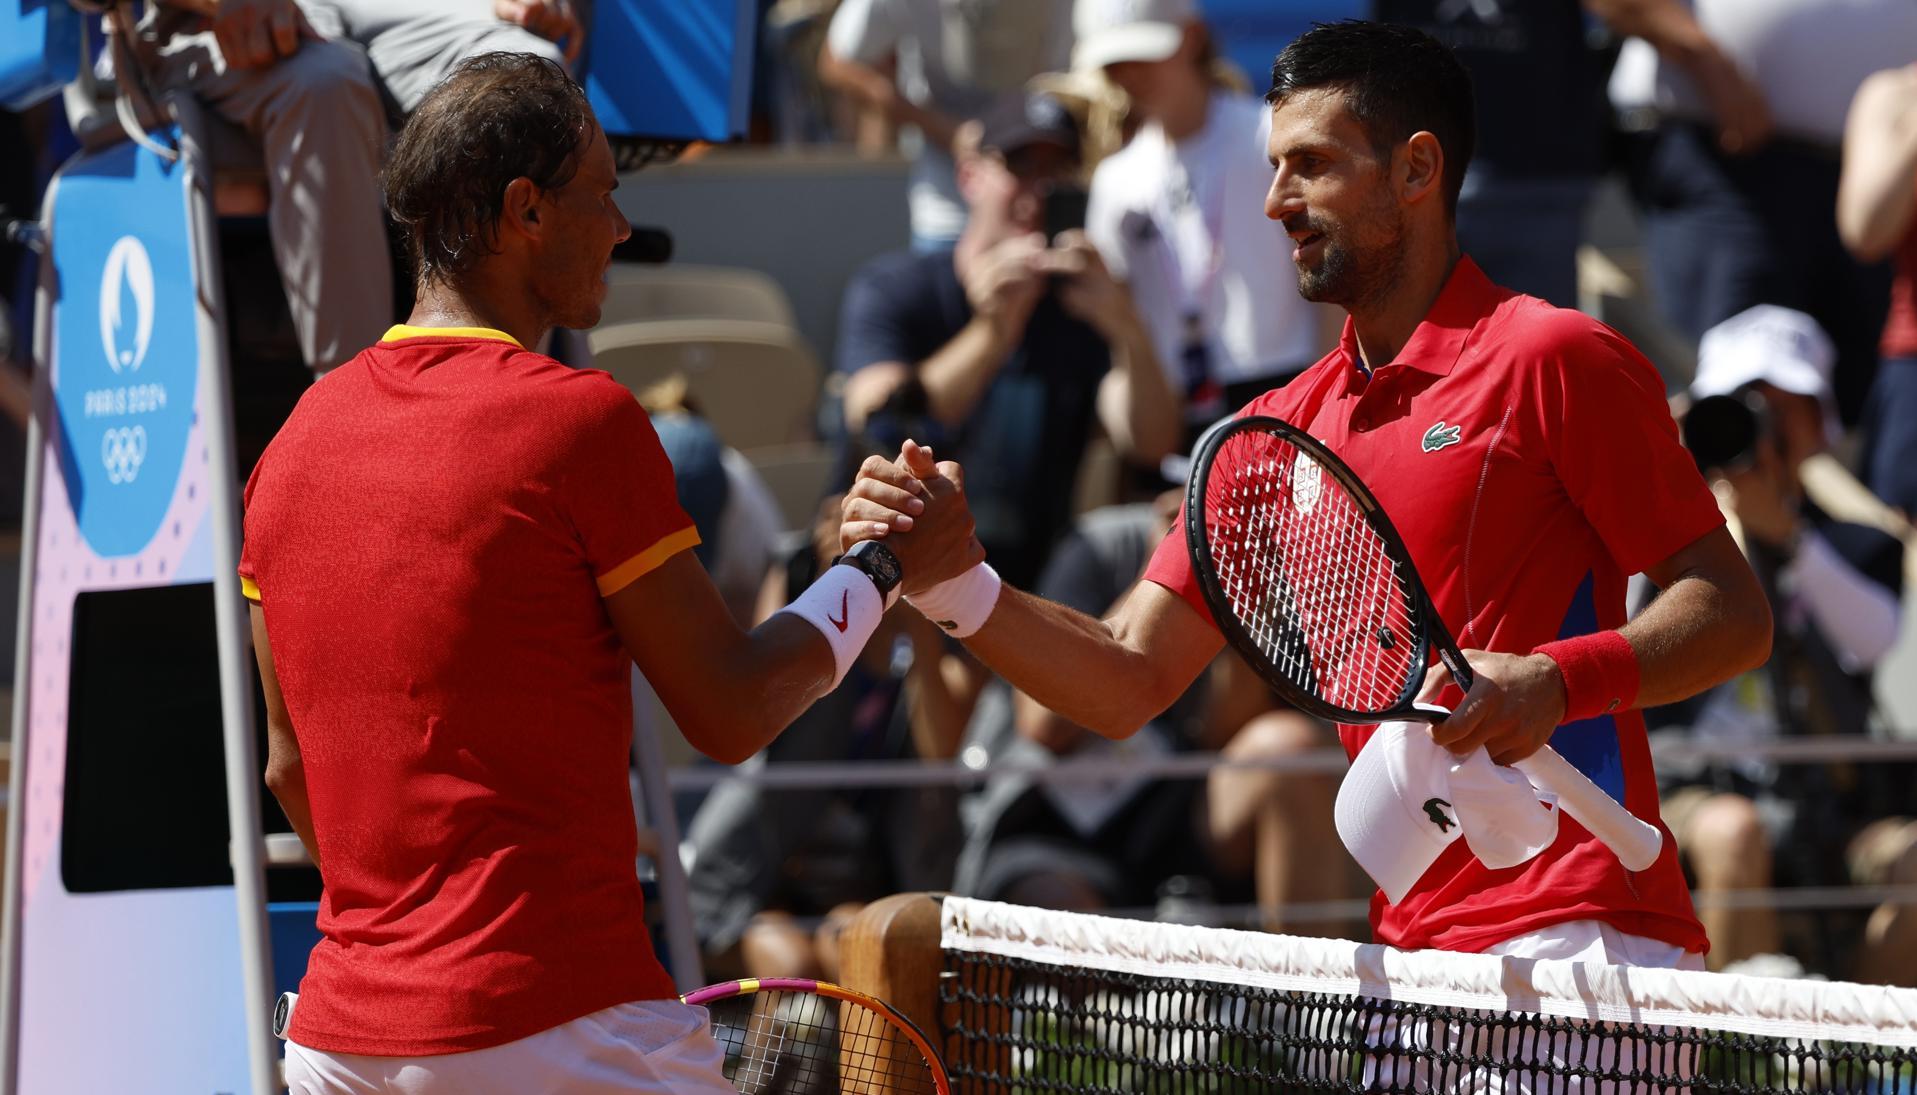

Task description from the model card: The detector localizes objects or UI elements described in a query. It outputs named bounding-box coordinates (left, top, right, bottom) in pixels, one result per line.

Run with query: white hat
left=1335, top=722, right=1558, bottom=904
left=1693, top=304, right=1837, bottom=407
left=1073, top=0, right=1197, bottom=72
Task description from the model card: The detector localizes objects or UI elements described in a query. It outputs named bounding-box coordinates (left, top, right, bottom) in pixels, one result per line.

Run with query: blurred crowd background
left=4, top=0, right=1917, bottom=992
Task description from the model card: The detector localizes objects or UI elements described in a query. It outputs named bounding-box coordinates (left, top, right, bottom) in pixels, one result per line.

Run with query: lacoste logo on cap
left=1421, top=421, right=1463, bottom=453
left=1423, top=797, right=1455, bottom=832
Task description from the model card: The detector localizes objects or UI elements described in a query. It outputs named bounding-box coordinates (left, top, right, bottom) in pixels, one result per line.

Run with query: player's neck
left=1347, top=236, right=1461, bottom=373
left=407, top=275, right=550, bottom=353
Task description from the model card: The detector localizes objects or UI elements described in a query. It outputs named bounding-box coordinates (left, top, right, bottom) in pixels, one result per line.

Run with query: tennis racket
left=1184, top=414, right=1662, bottom=871
left=682, top=977, right=952, bottom=1095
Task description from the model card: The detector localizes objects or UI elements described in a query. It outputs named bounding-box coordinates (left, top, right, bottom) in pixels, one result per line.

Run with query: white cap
left=1073, top=0, right=1197, bottom=72
left=1335, top=722, right=1558, bottom=904
left=1693, top=304, right=1836, bottom=406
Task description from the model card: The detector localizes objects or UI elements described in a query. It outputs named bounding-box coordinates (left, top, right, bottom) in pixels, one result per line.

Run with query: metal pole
left=177, top=101, right=277, bottom=1095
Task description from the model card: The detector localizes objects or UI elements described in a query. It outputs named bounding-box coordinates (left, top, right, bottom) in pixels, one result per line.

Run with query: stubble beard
left=1293, top=219, right=1404, bottom=311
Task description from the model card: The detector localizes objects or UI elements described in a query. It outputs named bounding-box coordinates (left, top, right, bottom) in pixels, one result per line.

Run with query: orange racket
left=682, top=977, right=951, bottom=1094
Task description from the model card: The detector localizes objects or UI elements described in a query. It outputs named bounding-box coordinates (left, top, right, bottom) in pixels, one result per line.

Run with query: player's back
left=240, top=328, right=684, bottom=1054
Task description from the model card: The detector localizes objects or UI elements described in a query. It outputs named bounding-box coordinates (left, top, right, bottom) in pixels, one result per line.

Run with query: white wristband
left=906, top=561, right=1001, bottom=638
left=776, top=564, right=885, bottom=688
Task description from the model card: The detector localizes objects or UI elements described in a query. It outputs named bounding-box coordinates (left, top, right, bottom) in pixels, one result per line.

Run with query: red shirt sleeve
left=562, top=382, right=700, bottom=596
left=238, top=448, right=266, bottom=601
left=1139, top=374, right=1339, bottom=628
left=1540, top=321, right=1725, bottom=575
left=1140, top=515, right=1214, bottom=627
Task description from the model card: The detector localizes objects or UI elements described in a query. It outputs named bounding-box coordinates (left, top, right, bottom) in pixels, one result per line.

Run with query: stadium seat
left=589, top=319, right=822, bottom=450
left=601, top=263, right=798, bottom=329
left=745, top=441, right=840, bottom=531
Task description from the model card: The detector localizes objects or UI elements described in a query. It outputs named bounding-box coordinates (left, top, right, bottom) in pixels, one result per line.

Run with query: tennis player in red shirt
left=242, top=54, right=980, bottom=1093
left=847, top=21, right=1771, bottom=970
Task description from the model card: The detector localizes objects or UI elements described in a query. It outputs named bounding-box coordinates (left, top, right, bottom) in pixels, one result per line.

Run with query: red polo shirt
left=240, top=326, right=692, bottom=1055
left=1144, top=258, right=1719, bottom=955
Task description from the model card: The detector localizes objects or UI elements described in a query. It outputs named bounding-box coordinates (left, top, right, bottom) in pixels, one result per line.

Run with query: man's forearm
left=1838, top=72, right=1917, bottom=261
left=919, top=316, right=1012, bottom=425
left=1583, top=0, right=1708, bottom=57
left=953, top=584, right=1220, bottom=739
left=819, top=50, right=959, bottom=152
left=267, top=770, right=322, bottom=871
left=1621, top=568, right=1772, bottom=708
left=1096, top=309, right=1181, bottom=464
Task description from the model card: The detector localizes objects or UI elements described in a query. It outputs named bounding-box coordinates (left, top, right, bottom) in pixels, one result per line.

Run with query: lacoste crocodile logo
left=1421, top=421, right=1463, bottom=453
left=1423, top=797, right=1455, bottom=831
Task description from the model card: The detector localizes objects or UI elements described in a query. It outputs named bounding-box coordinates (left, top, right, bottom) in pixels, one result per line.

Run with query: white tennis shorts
left=283, top=999, right=735, bottom=1094
left=1362, top=919, right=1707, bottom=1095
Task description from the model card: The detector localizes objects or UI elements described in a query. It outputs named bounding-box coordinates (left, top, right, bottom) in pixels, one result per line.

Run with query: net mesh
left=938, top=898, right=1917, bottom=1094
left=1200, top=426, right=1422, bottom=716
left=702, top=986, right=942, bottom=1094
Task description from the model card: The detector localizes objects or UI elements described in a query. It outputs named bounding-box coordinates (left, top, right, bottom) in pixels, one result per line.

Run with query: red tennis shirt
left=240, top=326, right=695, bottom=1055
left=1143, top=259, right=1720, bottom=956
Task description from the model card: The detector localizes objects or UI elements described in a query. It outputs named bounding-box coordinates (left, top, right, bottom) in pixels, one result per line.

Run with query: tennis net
left=935, top=896, right=1917, bottom=1094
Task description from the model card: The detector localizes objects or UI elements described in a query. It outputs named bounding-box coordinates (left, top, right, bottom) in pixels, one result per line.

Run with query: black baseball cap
left=978, top=91, right=1081, bottom=160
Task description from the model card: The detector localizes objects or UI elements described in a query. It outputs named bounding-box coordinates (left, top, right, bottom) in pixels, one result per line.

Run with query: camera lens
left=1682, top=393, right=1763, bottom=472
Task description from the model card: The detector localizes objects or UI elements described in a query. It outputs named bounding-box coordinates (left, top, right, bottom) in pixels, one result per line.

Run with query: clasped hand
left=839, top=440, right=986, bottom=596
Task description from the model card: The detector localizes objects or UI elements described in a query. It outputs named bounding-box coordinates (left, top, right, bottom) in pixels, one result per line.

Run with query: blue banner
left=49, top=134, right=201, bottom=559
left=583, top=0, right=753, bottom=142
left=0, top=0, right=79, bottom=110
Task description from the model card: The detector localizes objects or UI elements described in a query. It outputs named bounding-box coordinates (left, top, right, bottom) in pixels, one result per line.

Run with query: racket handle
left=1513, top=747, right=1663, bottom=872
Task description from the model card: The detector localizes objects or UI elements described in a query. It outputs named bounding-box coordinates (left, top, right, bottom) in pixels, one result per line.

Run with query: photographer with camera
left=1659, top=304, right=1916, bottom=982
left=833, top=89, right=1179, bottom=589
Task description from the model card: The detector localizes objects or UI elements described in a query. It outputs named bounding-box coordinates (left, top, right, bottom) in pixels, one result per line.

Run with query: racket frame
left=1185, top=414, right=1663, bottom=872
left=681, top=976, right=953, bottom=1095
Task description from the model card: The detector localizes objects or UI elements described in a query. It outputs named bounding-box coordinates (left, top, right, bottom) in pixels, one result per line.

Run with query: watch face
left=853, top=540, right=902, bottom=591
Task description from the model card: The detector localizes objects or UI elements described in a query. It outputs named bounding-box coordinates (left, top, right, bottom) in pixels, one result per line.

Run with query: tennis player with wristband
left=845, top=21, right=1772, bottom=971
left=240, top=56, right=981, bottom=1094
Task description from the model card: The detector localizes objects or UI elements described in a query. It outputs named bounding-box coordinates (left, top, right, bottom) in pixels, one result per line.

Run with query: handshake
left=839, top=440, right=998, bottom=632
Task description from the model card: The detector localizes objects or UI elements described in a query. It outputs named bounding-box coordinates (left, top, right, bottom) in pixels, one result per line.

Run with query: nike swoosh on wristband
left=828, top=589, right=850, bottom=632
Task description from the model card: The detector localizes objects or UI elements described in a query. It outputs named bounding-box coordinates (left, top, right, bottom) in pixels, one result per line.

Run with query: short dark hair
left=384, top=53, right=596, bottom=285
left=1266, top=21, right=1475, bottom=218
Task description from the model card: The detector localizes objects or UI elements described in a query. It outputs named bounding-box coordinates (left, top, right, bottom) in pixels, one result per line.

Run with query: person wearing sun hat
left=1077, top=0, right=1337, bottom=449
left=1655, top=303, right=1908, bottom=972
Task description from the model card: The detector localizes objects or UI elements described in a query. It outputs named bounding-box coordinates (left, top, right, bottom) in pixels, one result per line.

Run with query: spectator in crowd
left=644, top=382, right=786, bottom=627
left=299, top=0, right=584, bottom=117
left=1653, top=305, right=1913, bottom=978
left=121, top=0, right=391, bottom=374
left=685, top=486, right=980, bottom=982
left=955, top=493, right=1362, bottom=935
left=820, top=0, right=1073, bottom=249
left=834, top=90, right=1179, bottom=588
left=1078, top=0, right=1336, bottom=436
left=1608, top=0, right=1917, bottom=427
left=1372, top=0, right=1603, bottom=308
left=1840, top=61, right=1917, bottom=520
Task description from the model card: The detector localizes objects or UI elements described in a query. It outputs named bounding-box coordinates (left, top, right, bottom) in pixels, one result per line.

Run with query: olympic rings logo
left=101, top=425, right=148, bottom=484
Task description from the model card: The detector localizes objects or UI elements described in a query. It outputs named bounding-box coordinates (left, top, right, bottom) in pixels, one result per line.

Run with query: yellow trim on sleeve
left=596, top=526, right=702, bottom=597
left=381, top=324, right=524, bottom=348
left=240, top=575, right=261, bottom=602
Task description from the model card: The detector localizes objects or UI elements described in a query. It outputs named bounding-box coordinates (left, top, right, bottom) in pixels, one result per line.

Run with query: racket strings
left=1206, top=434, right=1421, bottom=713
left=704, top=990, right=942, bottom=1094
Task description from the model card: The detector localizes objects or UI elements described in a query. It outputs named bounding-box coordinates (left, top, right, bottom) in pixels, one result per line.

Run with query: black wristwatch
left=837, top=539, right=903, bottom=603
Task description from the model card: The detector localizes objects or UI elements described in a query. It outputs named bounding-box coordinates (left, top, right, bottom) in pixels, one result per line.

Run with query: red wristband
left=1533, top=631, right=1640, bottom=722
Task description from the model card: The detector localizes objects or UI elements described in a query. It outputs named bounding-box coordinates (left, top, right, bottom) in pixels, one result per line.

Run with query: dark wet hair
left=383, top=52, right=595, bottom=285
left=1267, top=20, right=1475, bottom=217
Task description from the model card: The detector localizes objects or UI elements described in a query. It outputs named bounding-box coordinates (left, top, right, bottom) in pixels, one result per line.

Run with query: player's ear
left=501, top=176, right=544, bottom=241
left=1398, top=131, right=1445, bottom=209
